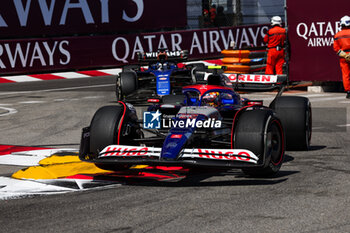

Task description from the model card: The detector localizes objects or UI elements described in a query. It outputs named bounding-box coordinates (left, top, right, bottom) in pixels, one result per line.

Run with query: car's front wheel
left=89, top=104, right=140, bottom=170
left=233, top=109, right=285, bottom=177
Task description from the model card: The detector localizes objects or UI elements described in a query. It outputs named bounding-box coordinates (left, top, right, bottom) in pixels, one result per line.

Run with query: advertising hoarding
left=0, top=0, right=187, bottom=38
left=0, top=24, right=268, bottom=75
left=287, top=0, right=349, bottom=81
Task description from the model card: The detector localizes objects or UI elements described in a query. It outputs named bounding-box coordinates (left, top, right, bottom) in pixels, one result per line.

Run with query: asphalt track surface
left=0, top=77, right=350, bottom=232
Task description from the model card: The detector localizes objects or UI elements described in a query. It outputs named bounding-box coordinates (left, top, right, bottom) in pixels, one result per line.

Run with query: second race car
left=116, top=49, right=204, bottom=104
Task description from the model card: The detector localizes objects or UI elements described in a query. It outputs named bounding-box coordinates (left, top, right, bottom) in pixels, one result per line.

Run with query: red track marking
left=29, top=74, right=66, bottom=80
left=0, top=78, right=15, bottom=83
left=77, top=70, right=111, bottom=76
left=0, top=145, right=50, bottom=156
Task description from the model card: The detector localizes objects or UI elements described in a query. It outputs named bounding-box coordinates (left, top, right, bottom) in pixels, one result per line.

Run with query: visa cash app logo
left=143, top=110, right=161, bottom=129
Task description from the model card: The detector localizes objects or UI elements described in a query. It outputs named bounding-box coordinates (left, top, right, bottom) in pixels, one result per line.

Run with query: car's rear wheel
left=89, top=105, right=139, bottom=170
left=234, top=109, right=285, bottom=177
left=269, top=96, right=312, bottom=150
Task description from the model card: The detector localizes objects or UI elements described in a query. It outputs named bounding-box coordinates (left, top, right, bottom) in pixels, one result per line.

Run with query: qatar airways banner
left=287, top=0, right=349, bottom=81
left=0, top=25, right=268, bottom=75
left=0, top=0, right=187, bottom=38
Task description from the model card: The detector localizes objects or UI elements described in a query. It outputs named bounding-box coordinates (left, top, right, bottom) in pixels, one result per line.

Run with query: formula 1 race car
left=115, top=49, right=204, bottom=104
left=80, top=71, right=312, bottom=177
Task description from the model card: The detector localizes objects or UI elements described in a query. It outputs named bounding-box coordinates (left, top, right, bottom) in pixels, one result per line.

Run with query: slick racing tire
left=234, top=109, right=285, bottom=177
left=89, top=105, right=139, bottom=170
left=116, top=71, right=138, bottom=100
left=269, top=96, right=312, bottom=151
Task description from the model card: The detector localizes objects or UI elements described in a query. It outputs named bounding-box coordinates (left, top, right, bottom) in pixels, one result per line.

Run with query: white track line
left=309, top=96, right=347, bottom=102
left=17, top=101, right=47, bottom=104
left=97, top=68, right=122, bottom=75
left=300, top=93, right=334, bottom=98
left=337, top=124, right=350, bottom=127
left=51, top=72, right=90, bottom=79
left=0, top=107, right=18, bottom=117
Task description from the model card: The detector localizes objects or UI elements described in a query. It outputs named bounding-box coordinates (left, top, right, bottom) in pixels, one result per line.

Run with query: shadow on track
left=99, top=167, right=299, bottom=188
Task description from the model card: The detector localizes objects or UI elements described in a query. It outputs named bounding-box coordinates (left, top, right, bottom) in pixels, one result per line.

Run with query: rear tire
left=269, top=96, right=311, bottom=150
left=234, top=109, right=285, bottom=177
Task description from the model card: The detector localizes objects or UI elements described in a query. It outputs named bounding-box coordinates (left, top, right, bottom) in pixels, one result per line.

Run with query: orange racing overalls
left=333, top=28, right=350, bottom=92
left=264, top=26, right=286, bottom=75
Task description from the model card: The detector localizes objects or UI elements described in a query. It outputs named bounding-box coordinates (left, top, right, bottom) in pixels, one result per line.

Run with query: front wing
left=81, top=145, right=263, bottom=168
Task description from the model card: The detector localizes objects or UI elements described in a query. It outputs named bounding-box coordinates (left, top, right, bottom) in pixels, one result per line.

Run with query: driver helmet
left=202, top=92, right=220, bottom=107
left=157, top=50, right=168, bottom=61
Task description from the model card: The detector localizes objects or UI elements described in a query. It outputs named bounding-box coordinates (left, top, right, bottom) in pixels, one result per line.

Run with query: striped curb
left=0, top=68, right=123, bottom=84
left=0, top=60, right=222, bottom=84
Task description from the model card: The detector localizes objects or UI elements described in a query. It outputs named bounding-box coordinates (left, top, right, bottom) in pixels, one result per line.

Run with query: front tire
left=234, top=109, right=285, bottom=177
left=90, top=106, right=123, bottom=155
left=89, top=104, right=139, bottom=170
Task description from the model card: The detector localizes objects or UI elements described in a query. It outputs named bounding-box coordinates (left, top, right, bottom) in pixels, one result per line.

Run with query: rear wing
left=194, top=65, right=287, bottom=92
left=225, top=73, right=287, bottom=92
left=137, top=50, right=188, bottom=63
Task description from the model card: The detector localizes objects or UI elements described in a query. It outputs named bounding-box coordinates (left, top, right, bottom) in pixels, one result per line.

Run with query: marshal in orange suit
left=333, top=15, right=350, bottom=99
left=264, top=16, right=286, bottom=75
